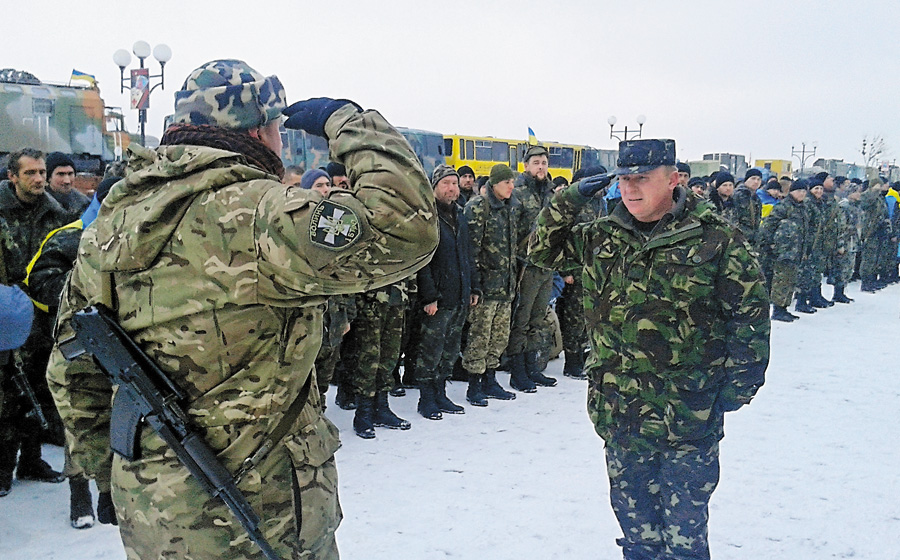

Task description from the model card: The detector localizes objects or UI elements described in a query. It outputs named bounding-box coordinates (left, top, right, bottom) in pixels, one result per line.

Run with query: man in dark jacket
left=415, top=165, right=480, bottom=418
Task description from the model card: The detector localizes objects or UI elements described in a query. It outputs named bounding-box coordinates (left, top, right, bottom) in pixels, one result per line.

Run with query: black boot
left=860, top=279, right=878, bottom=293
left=69, top=476, right=95, bottom=529
left=353, top=396, right=376, bottom=439
left=335, top=382, right=357, bottom=410
left=481, top=369, right=516, bottom=400
left=16, top=440, right=65, bottom=483
left=794, top=293, right=816, bottom=314
left=466, top=375, right=488, bottom=407
left=831, top=285, right=853, bottom=303
left=771, top=305, right=797, bottom=322
left=525, top=350, right=557, bottom=387
left=507, top=353, right=536, bottom=393
left=0, top=440, right=17, bottom=496
left=417, top=381, right=443, bottom=420
left=434, top=380, right=465, bottom=414
left=563, top=350, right=586, bottom=379
left=374, top=391, right=412, bottom=430
left=809, top=286, right=832, bottom=308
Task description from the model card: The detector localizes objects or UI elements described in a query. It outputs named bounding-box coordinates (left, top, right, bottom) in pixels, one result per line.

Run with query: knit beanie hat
left=431, top=164, right=459, bottom=188
left=489, top=164, right=515, bottom=185
left=715, top=172, right=735, bottom=187
left=172, top=59, right=286, bottom=130
left=45, top=152, right=76, bottom=176
left=744, top=168, right=763, bottom=180
left=300, top=169, right=329, bottom=190
left=790, top=179, right=809, bottom=192
left=457, top=165, right=475, bottom=177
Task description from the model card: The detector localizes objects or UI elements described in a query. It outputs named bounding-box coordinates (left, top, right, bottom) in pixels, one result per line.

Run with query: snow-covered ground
left=2, top=282, right=898, bottom=559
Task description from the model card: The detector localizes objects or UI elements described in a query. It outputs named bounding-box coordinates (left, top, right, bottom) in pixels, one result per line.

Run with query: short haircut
left=284, top=165, right=305, bottom=176
left=7, top=148, right=44, bottom=176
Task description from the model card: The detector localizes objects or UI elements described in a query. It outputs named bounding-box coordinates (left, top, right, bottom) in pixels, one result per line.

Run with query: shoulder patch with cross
left=309, top=200, right=361, bottom=249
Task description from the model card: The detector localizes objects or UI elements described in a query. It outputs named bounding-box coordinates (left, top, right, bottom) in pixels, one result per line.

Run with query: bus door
left=509, top=145, right=518, bottom=171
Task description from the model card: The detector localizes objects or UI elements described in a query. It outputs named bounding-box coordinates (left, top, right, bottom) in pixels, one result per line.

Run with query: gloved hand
left=577, top=172, right=615, bottom=198
left=283, top=98, right=362, bottom=138
left=97, top=491, right=118, bottom=526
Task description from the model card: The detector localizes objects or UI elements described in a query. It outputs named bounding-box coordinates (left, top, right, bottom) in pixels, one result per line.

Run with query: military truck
left=0, top=68, right=141, bottom=176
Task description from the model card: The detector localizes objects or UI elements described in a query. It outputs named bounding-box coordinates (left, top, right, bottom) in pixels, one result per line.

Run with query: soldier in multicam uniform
left=46, top=60, right=438, bottom=559
left=731, top=168, right=763, bottom=244
left=0, top=148, right=70, bottom=496
left=462, top=164, right=519, bottom=404
left=757, top=179, right=810, bottom=322
left=530, top=139, right=769, bottom=560
left=507, top=145, right=558, bottom=392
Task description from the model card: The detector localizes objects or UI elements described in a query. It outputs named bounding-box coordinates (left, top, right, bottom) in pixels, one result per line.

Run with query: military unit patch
left=309, top=200, right=361, bottom=249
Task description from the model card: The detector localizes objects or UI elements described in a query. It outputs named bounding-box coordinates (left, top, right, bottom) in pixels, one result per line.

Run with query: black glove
left=283, top=98, right=362, bottom=138
left=97, top=491, right=118, bottom=526
left=577, top=172, right=615, bottom=198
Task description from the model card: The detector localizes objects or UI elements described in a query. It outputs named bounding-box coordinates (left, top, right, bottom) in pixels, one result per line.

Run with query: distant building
left=686, top=160, right=722, bottom=178
left=755, top=159, right=793, bottom=179
left=703, top=153, right=748, bottom=177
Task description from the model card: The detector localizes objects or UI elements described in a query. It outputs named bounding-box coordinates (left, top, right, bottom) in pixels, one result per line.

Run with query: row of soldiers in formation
left=2, top=141, right=898, bottom=530
left=675, top=164, right=899, bottom=321
left=289, top=146, right=599, bottom=440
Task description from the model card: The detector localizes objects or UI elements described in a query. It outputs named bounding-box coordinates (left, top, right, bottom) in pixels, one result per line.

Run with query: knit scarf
left=161, top=124, right=284, bottom=179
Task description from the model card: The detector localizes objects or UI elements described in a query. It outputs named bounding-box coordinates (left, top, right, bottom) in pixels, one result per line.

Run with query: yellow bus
left=443, top=134, right=615, bottom=181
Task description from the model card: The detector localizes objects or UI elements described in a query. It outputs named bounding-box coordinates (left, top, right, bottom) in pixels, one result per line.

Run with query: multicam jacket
left=530, top=184, right=769, bottom=452
left=46, top=106, right=438, bottom=556
left=464, top=184, right=520, bottom=302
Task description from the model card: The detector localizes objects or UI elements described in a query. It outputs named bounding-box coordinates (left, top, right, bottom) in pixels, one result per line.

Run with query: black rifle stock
left=59, top=305, right=281, bottom=560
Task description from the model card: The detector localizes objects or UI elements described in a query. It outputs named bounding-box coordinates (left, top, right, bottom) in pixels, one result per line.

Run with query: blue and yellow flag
left=527, top=127, right=538, bottom=145
left=70, top=69, right=97, bottom=85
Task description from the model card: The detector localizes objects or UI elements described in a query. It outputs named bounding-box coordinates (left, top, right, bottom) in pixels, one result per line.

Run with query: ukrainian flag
left=528, top=127, right=538, bottom=145
left=70, top=69, right=97, bottom=85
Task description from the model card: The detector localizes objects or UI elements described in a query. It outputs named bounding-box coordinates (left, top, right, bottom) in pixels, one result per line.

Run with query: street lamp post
left=608, top=114, right=646, bottom=142
left=791, top=142, right=817, bottom=175
left=113, top=41, right=172, bottom=147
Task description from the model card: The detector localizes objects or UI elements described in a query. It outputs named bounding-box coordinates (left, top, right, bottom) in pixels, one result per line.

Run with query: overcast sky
left=4, top=0, right=898, bottom=166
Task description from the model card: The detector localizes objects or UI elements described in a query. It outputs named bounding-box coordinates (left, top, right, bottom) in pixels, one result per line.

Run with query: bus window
left=492, top=142, right=509, bottom=162
left=475, top=140, right=492, bottom=161
left=445, top=138, right=453, bottom=157
left=465, top=140, right=474, bottom=160
left=549, top=146, right=574, bottom=169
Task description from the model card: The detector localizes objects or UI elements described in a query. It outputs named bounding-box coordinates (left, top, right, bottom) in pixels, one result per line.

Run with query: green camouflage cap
left=172, top=59, right=286, bottom=130
left=524, top=145, right=549, bottom=161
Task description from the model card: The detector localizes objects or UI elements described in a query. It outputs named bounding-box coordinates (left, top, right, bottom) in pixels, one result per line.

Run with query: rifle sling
left=234, top=373, right=313, bottom=482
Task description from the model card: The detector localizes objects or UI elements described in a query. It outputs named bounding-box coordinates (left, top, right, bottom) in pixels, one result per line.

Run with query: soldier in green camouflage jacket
left=46, top=60, right=438, bottom=560
left=530, top=139, right=769, bottom=560
left=757, top=181, right=810, bottom=320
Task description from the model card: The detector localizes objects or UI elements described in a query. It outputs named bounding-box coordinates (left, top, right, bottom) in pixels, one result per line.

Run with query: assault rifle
left=59, top=305, right=281, bottom=560
left=10, top=351, right=50, bottom=431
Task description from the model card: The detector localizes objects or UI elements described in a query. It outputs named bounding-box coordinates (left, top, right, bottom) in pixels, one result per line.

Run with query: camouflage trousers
left=557, top=277, right=587, bottom=356
left=796, top=253, right=822, bottom=293
left=414, top=303, right=467, bottom=383
left=605, top=440, right=720, bottom=560
left=826, top=251, right=856, bottom=287
left=116, top=414, right=342, bottom=560
left=507, top=265, right=553, bottom=355
left=769, top=259, right=800, bottom=308
left=859, top=237, right=882, bottom=280
left=314, top=344, right=341, bottom=401
left=350, top=299, right=404, bottom=398
left=462, top=299, right=512, bottom=375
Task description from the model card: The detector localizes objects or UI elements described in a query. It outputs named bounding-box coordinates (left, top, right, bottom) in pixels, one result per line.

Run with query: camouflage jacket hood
left=95, top=144, right=277, bottom=273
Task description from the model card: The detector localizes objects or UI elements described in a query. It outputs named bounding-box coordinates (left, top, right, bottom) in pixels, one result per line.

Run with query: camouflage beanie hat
left=172, top=59, right=286, bottom=130
left=431, top=164, right=459, bottom=188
